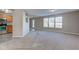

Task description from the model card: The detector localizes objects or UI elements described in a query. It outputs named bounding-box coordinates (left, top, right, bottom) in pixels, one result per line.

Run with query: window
left=49, top=17, right=54, bottom=28
left=43, top=17, right=54, bottom=28
left=43, top=16, right=63, bottom=29
left=55, top=16, right=62, bottom=28
left=43, top=18, right=49, bottom=27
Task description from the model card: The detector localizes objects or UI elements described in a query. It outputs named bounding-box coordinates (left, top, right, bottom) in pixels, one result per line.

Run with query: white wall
left=23, top=12, right=29, bottom=36
left=62, top=12, right=79, bottom=35
left=13, top=9, right=23, bottom=37
left=13, top=9, right=29, bottom=37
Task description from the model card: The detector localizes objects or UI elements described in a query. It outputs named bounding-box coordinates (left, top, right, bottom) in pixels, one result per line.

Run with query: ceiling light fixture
left=49, top=9, right=55, bottom=12
left=4, top=9, right=9, bottom=13
left=1, top=9, right=12, bottom=13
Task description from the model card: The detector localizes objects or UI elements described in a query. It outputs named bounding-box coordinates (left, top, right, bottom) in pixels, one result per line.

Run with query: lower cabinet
left=7, top=25, right=12, bottom=33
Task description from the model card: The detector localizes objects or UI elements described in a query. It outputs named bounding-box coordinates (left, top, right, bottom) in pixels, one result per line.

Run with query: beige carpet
left=0, top=31, right=79, bottom=50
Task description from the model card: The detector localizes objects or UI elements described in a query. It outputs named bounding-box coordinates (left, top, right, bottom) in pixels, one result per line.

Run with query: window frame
left=43, top=16, right=63, bottom=29
left=55, top=16, right=63, bottom=29
left=48, top=17, right=55, bottom=28
left=43, top=18, right=49, bottom=28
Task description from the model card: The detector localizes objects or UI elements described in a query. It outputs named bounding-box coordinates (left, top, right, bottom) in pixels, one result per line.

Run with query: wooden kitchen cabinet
left=6, top=16, right=13, bottom=22
left=7, top=25, right=12, bottom=33
left=6, top=15, right=13, bottom=33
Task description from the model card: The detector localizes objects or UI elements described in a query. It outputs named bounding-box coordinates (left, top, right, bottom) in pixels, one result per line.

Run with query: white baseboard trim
left=12, top=35, right=24, bottom=37
left=62, top=32, right=79, bottom=35
left=39, top=30, right=79, bottom=36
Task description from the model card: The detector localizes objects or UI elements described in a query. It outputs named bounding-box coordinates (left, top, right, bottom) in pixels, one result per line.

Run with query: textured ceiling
left=25, top=9, right=78, bottom=17
left=0, top=9, right=78, bottom=17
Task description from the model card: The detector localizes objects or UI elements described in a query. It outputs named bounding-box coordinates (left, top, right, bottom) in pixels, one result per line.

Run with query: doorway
left=31, top=19, right=35, bottom=31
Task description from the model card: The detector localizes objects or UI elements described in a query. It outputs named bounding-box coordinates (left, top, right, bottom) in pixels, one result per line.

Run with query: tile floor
left=0, top=31, right=79, bottom=50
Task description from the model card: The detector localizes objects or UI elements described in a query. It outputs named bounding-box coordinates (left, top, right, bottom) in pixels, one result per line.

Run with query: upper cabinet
left=5, top=16, right=13, bottom=22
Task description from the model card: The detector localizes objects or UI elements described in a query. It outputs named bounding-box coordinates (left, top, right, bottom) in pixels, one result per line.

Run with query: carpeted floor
left=0, top=31, right=79, bottom=50
left=0, top=34, right=12, bottom=43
